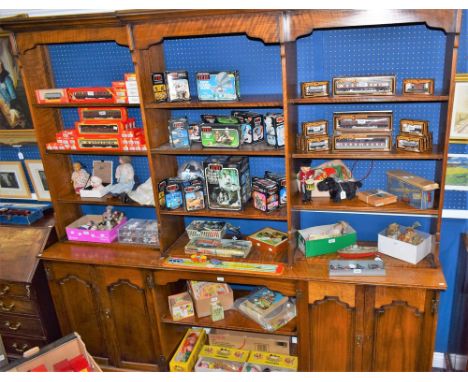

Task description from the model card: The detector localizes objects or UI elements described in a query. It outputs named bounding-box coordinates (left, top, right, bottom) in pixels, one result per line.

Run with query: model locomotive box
left=203, top=156, right=251, bottom=211
left=396, top=134, right=432, bottom=153
left=169, top=328, right=207, bottom=372
left=67, top=87, right=115, bottom=103
left=399, top=119, right=429, bottom=136
left=403, top=78, right=434, bottom=95
left=165, top=71, right=191, bottom=102
left=301, top=81, right=329, bottom=97
left=333, top=134, right=392, bottom=151
left=35, top=88, right=69, bottom=104
left=333, top=111, right=393, bottom=133
left=248, top=227, right=288, bottom=255
left=78, top=107, right=128, bottom=121
left=196, top=71, right=240, bottom=101
left=168, top=118, right=191, bottom=148
left=152, top=72, right=167, bottom=102
left=75, top=119, right=135, bottom=136
left=333, top=75, right=396, bottom=96
left=387, top=170, right=439, bottom=209
left=305, top=135, right=330, bottom=152
left=265, top=113, right=285, bottom=148
left=302, top=120, right=328, bottom=136
left=231, top=111, right=265, bottom=144
left=201, top=124, right=241, bottom=149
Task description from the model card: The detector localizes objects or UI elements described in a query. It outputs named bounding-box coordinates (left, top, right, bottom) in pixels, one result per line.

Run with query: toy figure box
left=208, top=329, right=291, bottom=355
left=168, top=291, right=195, bottom=321
left=79, top=160, right=113, bottom=198
left=186, top=220, right=227, bottom=239
left=242, top=351, right=298, bottom=372
left=0, top=203, right=51, bottom=225
left=248, top=227, right=288, bottom=255
left=265, top=113, right=285, bottom=148
left=203, top=156, right=251, bottom=211
left=378, top=226, right=433, bottom=264
left=182, top=179, right=205, bottom=211
left=165, top=71, right=191, bottom=102
left=169, top=328, right=206, bottom=372
left=194, top=345, right=249, bottom=372
left=168, top=118, right=191, bottom=148
left=0, top=332, right=101, bottom=372
left=386, top=170, right=439, bottom=209
left=297, top=223, right=357, bottom=257
left=66, top=215, right=127, bottom=243
left=252, top=177, right=279, bottom=213
left=196, top=71, right=240, bottom=101
left=231, top=111, right=265, bottom=144
left=188, top=280, right=234, bottom=318
left=201, top=124, right=241, bottom=149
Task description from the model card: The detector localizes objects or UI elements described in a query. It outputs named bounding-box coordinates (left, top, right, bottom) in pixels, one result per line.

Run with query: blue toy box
left=196, top=71, right=240, bottom=101
left=0, top=203, right=52, bottom=225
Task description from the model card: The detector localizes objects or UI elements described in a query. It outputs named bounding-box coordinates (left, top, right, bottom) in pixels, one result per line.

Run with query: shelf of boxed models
left=145, top=95, right=283, bottom=109
left=152, top=142, right=284, bottom=156
left=290, top=193, right=438, bottom=216
left=292, top=146, right=444, bottom=160
left=289, top=94, right=449, bottom=105
left=34, top=103, right=140, bottom=108
left=56, top=192, right=144, bottom=208
left=45, top=149, right=148, bottom=156
left=167, top=233, right=288, bottom=264
left=161, top=308, right=297, bottom=336
left=160, top=203, right=287, bottom=221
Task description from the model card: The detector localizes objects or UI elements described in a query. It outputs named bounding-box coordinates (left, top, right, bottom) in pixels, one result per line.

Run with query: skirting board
left=433, top=352, right=468, bottom=370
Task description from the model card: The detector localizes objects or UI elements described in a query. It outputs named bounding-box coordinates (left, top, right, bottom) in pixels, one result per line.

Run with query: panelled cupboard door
left=96, top=267, right=161, bottom=371
left=44, top=262, right=110, bottom=363
left=307, top=282, right=361, bottom=371
left=370, top=286, right=429, bottom=372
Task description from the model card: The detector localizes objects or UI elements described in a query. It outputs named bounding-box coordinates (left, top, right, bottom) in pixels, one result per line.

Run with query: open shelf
left=145, top=95, right=283, bottom=109
left=60, top=239, right=160, bottom=251
left=161, top=308, right=297, bottom=336
left=57, top=192, right=146, bottom=207
left=35, top=102, right=140, bottom=108
left=152, top=141, right=284, bottom=156
left=289, top=94, right=449, bottom=105
left=292, top=146, right=443, bottom=160
left=160, top=203, right=287, bottom=221
left=46, top=149, right=148, bottom=156
left=291, top=193, right=438, bottom=216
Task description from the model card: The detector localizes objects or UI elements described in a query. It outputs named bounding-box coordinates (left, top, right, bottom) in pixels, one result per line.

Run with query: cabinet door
left=306, top=282, right=362, bottom=371
left=96, top=267, right=161, bottom=371
left=44, top=262, right=110, bottom=363
left=370, top=286, right=434, bottom=371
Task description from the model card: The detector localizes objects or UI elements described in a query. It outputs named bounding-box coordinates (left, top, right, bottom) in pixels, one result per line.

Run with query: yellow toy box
left=243, top=351, right=298, bottom=372
left=169, top=328, right=206, bottom=372
left=194, top=345, right=250, bottom=372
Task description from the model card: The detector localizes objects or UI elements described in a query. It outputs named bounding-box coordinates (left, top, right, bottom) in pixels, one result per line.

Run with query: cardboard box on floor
left=0, top=332, right=101, bottom=372
left=208, top=329, right=291, bottom=355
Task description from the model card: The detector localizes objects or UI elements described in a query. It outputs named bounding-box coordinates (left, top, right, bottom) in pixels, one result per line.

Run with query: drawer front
left=2, top=335, right=46, bottom=357
left=0, top=298, right=38, bottom=316
left=0, top=313, right=44, bottom=337
left=0, top=281, right=32, bottom=300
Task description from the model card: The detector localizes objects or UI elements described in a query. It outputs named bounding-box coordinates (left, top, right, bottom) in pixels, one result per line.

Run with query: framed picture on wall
left=0, top=31, right=35, bottom=145
left=0, top=161, right=31, bottom=199
left=450, top=74, right=468, bottom=143
left=445, top=154, right=468, bottom=191
left=25, top=160, right=50, bottom=201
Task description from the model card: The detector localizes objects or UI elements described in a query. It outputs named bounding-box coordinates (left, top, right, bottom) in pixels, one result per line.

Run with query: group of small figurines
left=385, top=222, right=424, bottom=245
left=71, top=156, right=154, bottom=205
left=78, top=206, right=125, bottom=231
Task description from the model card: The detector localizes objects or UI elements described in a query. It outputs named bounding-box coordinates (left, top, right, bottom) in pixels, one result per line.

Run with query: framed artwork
left=445, top=154, right=468, bottom=191
left=25, top=160, right=50, bottom=201
left=0, top=161, right=31, bottom=199
left=450, top=74, right=468, bottom=143
left=0, top=31, right=35, bottom=145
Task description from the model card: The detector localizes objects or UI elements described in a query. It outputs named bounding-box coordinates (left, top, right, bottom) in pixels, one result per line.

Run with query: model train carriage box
left=196, top=71, right=240, bottom=101
left=297, top=222, right=357, bottom=257
left=79, top=160, right=113, bottom=198
left=203, top=156, right=251, bottom=211
left=67, top=87, right=114, bottom=103
left=78, top=107, right=128, bottom=121
left=248, top=227, right=288, bottom=255
left=386, top=170, right=439, bottom=209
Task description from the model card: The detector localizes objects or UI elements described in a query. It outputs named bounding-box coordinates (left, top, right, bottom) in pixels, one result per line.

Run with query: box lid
left=199, top=345, right=250, bottom=363
left=386, top=170, right=439, bottom=191
left=92, top=160, right=113, bottom=185
left=247, top=351, right=298, bottom=370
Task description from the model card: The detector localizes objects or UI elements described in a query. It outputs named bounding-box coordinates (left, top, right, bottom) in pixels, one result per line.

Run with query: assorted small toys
left=169, top=328, right=207, bottom=372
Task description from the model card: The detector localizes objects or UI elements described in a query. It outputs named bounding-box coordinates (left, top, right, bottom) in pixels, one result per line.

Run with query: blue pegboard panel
left=449, top=143, right=468, bottom=154
left=164, top=35, right=282, bottom=96
left=298, top=102, right=443, bottom=144
left=299, top=212, right=433, bottom=240
left=443, top=190, right=468, bottom=210
left=457, top=10, right=468, bottom=73
left=80, top=204, right=156, bottom=220
left=297, top=24, right=447, bottom=94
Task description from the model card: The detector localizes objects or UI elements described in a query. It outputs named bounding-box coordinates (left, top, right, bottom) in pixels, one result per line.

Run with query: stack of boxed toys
left=45, top=107, right=146, bottom=152
left=169, top=328, right=298, bottom=372
left=396, top=119, right=433, bottom=153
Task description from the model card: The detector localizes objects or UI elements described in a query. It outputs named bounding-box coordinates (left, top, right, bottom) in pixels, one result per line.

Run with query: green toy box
left=297, top=223, right=356, bottom=257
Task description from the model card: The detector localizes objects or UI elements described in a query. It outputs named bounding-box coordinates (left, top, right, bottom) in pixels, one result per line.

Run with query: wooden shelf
left=145, top=95, right=283, bottom=109
left=161, top=309, right=297, bottom=336
left=57, top=193, right=148, bottom=207
left=289, top=94, right=449, bottom=104
left=160, top=203, right=287, bottom=221
left=291, top=193, right=438, bottom=216
left=292, top=146, right=443, bottom=160
left=35, top=102, right=140, bottom=108
left=152, top=141, right=284, bottom=156
left=46, top=149, right=148, bottom=156
left=60, top=239, right=160, bottom=251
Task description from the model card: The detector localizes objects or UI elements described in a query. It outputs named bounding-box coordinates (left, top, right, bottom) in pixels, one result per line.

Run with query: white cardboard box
left=378, top=227, right=433, bottom=264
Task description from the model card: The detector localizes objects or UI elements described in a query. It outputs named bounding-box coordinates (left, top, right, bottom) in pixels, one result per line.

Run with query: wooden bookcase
left=0, top=9, right=461, bottom=372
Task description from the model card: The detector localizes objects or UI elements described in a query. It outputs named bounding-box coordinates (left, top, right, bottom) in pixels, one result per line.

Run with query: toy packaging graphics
left=168, top=291, right=195, bottom=321
left=165, top=71, right=191, bottom=102
left=163, top=178, right=184, bottom=210
left=194, top=345, right=249, bottom=372
left=169, top=328, right=207, bottom=372
left=168, top=118, right=191, bottom=148
left=248, top=227, right=288, bottom=255
left=182, top=179, right=205, bottom=211
left=265, top=171, right=287, bottom=206
left=152, top=72, right=167, bottom=102
left=35, top=88, right=69, bottom=104
left=265, top=113, right=285, bottom=148
left=78, top=107, right=128, bottom=121
left=203, top=156, right=251, bottom=211
left=231, top=111, right=265, bottom=144
left=243, top=351, right=298, bottom=372
left=196, top=71, right=240, bottom=101
left=302, top=120, right=328, bottom=136
left=184, top=238, right=252, bottom=258
left=251, top=177, right=279, bottom=213
left=188, top=123, right=202, bottom=142
left=200, top=124, right=241, bottom=149
left=188, top=281, right=234, bottom=318
left=185, top=220, right=227, bottom=239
